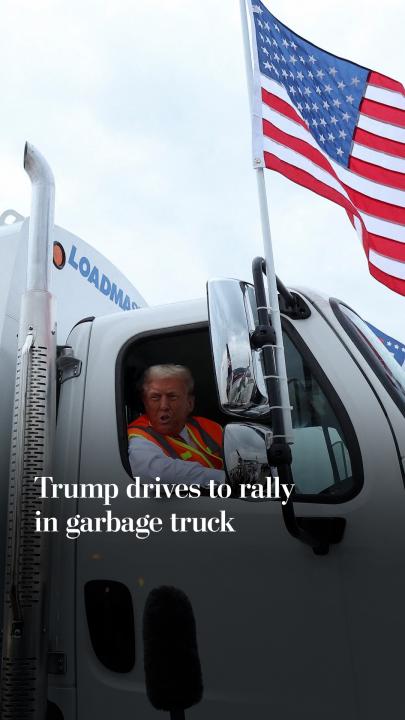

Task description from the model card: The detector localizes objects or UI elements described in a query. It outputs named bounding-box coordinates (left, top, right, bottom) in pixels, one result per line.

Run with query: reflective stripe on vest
left=128, top=415, right=223, bottom=469
left=186, top=417, right=222, bottom=456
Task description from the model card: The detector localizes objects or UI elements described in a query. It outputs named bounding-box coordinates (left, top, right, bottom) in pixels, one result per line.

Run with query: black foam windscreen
left=143, top=586, right=203, bottom=711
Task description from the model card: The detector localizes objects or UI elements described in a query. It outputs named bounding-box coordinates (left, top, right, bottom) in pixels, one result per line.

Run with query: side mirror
left=224, top=423, right=346, bottom=554
left=223, top=423, right=273, bottom=493
left=207, top=278, right=270, bottom=417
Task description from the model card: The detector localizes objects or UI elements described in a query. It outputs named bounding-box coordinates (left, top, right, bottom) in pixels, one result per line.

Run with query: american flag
left=367, top=322, right=405, bottom=366
left=249, top=1, right=405, bottom=295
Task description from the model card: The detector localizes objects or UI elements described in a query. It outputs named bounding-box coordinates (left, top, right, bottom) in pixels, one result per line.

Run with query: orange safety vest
left=128, top=415, right=223, bottom=470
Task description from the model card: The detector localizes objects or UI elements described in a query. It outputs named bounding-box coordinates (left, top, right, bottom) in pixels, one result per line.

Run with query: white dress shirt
left=128, top=425, right=225, bottom=488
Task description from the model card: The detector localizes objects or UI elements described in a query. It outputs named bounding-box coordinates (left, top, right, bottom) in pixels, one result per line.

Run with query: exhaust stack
left=24, top=142, right=55, bottom=291
left=0, top=143, right=57, bottom=720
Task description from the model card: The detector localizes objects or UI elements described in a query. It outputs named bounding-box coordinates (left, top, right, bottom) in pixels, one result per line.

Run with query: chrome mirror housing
left=207, top=278, right=270, bottom=417
left=223, top=423, right=274, bottom=494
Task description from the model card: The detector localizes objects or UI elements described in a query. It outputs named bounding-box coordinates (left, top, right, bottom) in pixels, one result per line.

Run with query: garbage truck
left=1, top=144, right=405, bottom=720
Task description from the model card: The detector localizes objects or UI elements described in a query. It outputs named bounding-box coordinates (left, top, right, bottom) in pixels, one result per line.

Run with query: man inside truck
left=128, top=364, right=225, bottom=488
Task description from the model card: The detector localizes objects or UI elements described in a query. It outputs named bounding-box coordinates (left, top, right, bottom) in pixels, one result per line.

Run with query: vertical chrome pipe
left=24, top=142, right=55, bottom=292
left=1, top=142, right=56, bottom=720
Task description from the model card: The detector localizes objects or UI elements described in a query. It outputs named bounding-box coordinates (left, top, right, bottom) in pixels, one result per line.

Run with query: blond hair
left=141, top=364, right=194, bottom=395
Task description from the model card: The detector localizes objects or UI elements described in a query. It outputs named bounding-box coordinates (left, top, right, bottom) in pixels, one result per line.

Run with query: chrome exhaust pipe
left=24, top=141, right=55, bottom=292
left=0, top=142, right=56, bottom=720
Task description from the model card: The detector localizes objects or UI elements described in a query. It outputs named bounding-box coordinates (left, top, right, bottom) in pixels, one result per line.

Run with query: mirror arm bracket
left=268, top=444, right=346, bottom=555
left=280, top=478, right=346, bottom=555
left=250, top=325, right=276, bottom=350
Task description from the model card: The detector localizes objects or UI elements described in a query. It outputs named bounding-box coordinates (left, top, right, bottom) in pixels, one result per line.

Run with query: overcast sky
left=1, top=0, right=405, bottom=338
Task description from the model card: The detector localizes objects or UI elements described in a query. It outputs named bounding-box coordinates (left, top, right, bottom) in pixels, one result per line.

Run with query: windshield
left=337, top=303, right=405, bottom=409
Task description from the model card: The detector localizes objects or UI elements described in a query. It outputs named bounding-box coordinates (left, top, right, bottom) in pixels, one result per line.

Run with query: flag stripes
left=259, top=72, right=405, bottom=293
left=250, top=1, right=405, bottom=294
left=349, top=157, right=405, bottom=190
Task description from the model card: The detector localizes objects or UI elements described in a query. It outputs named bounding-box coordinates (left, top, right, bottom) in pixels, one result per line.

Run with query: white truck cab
left=49, top=289, right=405, bottom=719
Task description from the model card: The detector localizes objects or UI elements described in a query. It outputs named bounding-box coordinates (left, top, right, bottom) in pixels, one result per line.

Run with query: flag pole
left=239, top=0, right=293, bottom=442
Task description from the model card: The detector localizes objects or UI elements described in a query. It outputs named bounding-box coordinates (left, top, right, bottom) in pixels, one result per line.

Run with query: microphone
left=143, top=586, right=203, bottom=719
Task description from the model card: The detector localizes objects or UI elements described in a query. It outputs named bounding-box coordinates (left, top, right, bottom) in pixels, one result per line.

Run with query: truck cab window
left=283, top=329, right=361, bottom=501
left=118, top=326, right=228, bottom=477
left=118, top=324, right=361, bottom=500
left=332, top=300, right=405, bottom=417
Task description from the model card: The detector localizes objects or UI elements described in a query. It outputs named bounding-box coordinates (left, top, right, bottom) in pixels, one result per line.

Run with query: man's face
left=142, top=376, right=194, bottom=435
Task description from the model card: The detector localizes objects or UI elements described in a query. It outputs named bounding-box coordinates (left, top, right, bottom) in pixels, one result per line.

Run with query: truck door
left=67, top=303, right=405, bottom=720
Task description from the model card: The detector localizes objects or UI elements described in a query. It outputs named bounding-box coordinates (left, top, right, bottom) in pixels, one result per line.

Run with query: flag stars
left=252, top=13, right=365, bottom=169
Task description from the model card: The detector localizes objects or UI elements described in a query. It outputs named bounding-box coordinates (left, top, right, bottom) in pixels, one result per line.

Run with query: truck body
left=0, top=205, right=146, bottom=704
left=1, top=146, right=405, bottom=719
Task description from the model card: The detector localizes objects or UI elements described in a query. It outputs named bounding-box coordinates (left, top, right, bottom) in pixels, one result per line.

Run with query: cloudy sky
left=1, top=0, right=405, bottom=338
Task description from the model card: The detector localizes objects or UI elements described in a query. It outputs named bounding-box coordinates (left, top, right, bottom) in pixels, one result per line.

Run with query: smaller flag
left=249, top=1, right=405, bottom=295
left=367, top=323, right=405, bottom=366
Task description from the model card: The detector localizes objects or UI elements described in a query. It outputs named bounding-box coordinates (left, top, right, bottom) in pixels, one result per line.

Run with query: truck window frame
left=281, top=318, right=363, bottom=504
left=116, top=319, right=363, bottom=504
left=115, top=322, right=211, bottom=477
left=331, top=299, right=405, bottom=419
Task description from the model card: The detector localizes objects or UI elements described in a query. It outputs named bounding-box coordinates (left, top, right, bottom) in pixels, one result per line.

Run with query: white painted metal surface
left=48, top=295, right=405, bottom=719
